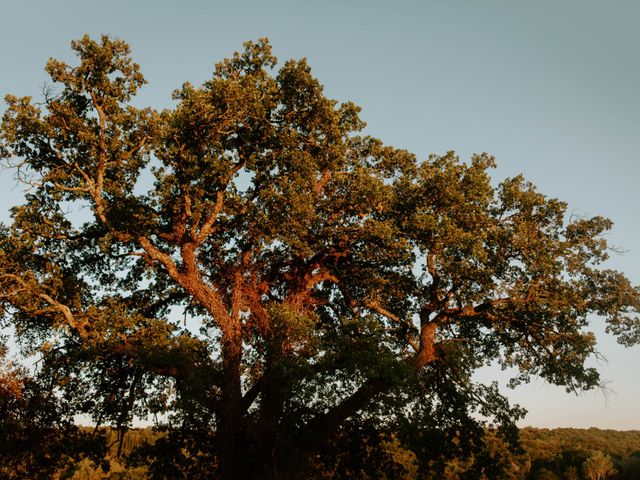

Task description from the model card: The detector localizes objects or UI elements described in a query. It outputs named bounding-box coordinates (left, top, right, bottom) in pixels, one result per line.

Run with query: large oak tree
left=1, top=35, right=639, bottom=479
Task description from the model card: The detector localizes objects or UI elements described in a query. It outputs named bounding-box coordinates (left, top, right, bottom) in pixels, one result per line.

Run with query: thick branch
left=195, top=190, right=225, bottom=244
left=194, top=162, right=244, bottom=244
left=365, top=300, right=419, bottom=352
left=178, top=241, right=235, bottom=333
left=117, top=136, right=148, bottom=165
left=137, top=236, right=181, bottom=279
left=415, top=321, right=439, bottom=369
left=241, top=378, right=263, bottom=415
left=426, top=251, right=440, bottom=296
left=89, top=92, right=109, bottom=223
left=304, top=270, right=340, bottom=292
left=301, top=377, right=388, bottom=452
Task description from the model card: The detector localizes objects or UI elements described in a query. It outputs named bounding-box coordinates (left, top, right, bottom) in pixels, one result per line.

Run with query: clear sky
left=1, top=0, right=639, bottom=429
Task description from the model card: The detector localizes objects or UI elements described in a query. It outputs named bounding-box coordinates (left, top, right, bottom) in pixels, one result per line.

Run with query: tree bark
left=254, top=347, right=286, bottom=479
left=218, top=333, right=243, bottom=480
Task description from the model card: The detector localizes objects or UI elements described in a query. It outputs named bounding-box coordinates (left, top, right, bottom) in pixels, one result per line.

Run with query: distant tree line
left=3, top=419, right=640, bottom=479
left=518, top=428, right=640, bottom=480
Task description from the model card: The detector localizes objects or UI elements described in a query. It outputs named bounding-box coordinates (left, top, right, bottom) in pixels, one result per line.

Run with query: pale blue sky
left=1, top=0, right=639, bottom=429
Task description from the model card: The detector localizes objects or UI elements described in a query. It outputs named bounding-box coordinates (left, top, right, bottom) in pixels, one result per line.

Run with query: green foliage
left=0, top=342, right=108, bottom=479
left=1, top=35, right=639, bottom=478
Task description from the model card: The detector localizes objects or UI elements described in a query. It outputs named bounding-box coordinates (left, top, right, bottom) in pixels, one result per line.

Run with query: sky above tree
left=1, top=0, right=638, bottom=429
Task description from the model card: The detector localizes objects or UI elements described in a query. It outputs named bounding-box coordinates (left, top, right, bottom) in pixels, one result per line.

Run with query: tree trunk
left=218, top=334, right=243, bottom=480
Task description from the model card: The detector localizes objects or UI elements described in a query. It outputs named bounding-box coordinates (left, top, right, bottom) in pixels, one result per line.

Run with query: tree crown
left=1, top=35, right=639, bottom=478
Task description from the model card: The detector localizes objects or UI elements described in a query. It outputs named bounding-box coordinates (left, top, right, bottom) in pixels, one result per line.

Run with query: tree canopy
left=1, top=35, right=639, bottom=479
